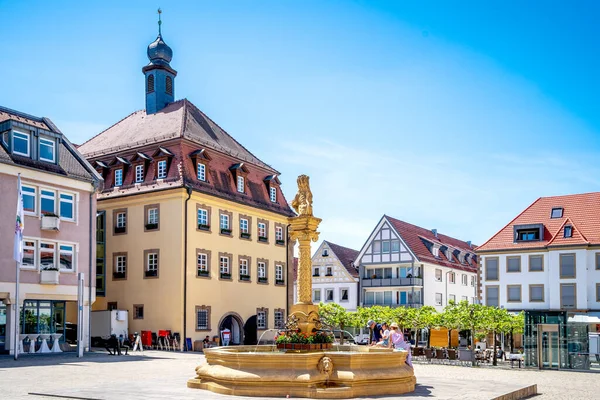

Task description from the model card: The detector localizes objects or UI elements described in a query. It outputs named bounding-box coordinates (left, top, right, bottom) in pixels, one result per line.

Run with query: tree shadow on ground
left=0, top=351, right=179, bottom=369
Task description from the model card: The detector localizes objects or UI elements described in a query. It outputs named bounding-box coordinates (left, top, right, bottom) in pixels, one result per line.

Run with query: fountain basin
left=187, top=345, right=416, bottom=398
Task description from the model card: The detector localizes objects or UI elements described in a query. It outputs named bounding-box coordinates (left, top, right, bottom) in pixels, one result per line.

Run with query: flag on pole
left=14, top=174, right=24, bottom=262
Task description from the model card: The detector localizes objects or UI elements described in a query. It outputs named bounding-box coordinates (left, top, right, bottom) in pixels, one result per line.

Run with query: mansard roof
left=477, top=192, right=600, bottom=252
left=324, top=241, right=359, bottom=278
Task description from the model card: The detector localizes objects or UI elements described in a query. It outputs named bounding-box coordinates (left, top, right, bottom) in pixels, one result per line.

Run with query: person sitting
left=388, top=323, right=412, bottom=367
left=202, top=335, right=211, bottom=349
left=376, top=323, right=390, bottom=347
left=105, top=334, right=119, bottom=355
left=118, top=334, right=129, bottom=355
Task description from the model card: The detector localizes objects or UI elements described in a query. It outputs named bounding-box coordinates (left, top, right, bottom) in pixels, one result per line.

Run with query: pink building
left=0, top=106, right=102, bottom=355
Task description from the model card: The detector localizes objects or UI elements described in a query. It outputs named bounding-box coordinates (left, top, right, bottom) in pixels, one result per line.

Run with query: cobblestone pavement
left=0, top=350, right=598, bottom=399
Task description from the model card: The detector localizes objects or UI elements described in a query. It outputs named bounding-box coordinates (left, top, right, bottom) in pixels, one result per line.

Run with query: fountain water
left=187, top=175, right=416, bottom=398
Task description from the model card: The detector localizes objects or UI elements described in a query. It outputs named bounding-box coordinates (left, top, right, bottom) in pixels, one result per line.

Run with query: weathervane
left=158, top=8, right=162, bottom=36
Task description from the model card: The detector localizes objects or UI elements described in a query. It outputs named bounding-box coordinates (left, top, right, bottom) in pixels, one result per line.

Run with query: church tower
left=142, top=10, right=177, bottom=114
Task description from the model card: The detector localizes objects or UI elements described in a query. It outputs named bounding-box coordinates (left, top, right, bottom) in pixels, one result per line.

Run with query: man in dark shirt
left=105, top=334, right=119, bottom=355
left=367, top=320, right=383, bottom=345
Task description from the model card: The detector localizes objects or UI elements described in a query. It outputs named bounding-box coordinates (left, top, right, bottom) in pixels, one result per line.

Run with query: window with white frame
left=449, top=272, right=456, bottom=284
left=13, top=131, right=30, bottom=157
left=313, top=289, right=321, bottom=302
left=237, top=176, right=244, bottom=193
left=147, top=253, right=158, bottom=272
left=275, top=264, right=283, bottom=281
left=257, top=311, right=266, bottom=329
left=197, top=308, right=209, bottom=330
left=449, top=294, right=456, bottom=303
left=59, top=244, right=74, bottom=271
left=135, top=164, right=144, bottom=183
left=157, top=160, right=167, bottom=179
left=461, top=274, right=467, bottom=286
left=39, top=137, right=56, bottom=162
left=148, top=208, right=158, bottom=225
left=40, top=242, right=56, bottom=269
left=461, top=295, right=468, bottom=302
left=114, top=169, right=123, bottom=186
left=59, top=193, right=74, bottom=220
left=325, top=289, right=334, bottom=302
left=240, top=259, right=249, bottom=276
left=435, top=293, right=443, bottom=306
left=197, top=163, right=206, bottom=181
left=470, top=276, right=475, bottom=287
left=197, top=208, right=208, bottom=227
left=115, top=255, right=127, bottom=273
left=220, top=214, right=230, bottom=230
left=275, top=226, right=284, bottom=244
left=258, top=262, right=266, bottom=278
left=240, top=218, right=249, bottom=234
left=22, top=185, right=36, bottom=213
left=435, top=269, right=442, bottom=282
left=340, top=288, right=349, bottom=301
left=197, top=253, right=208, bottom=275
left=41, top=189, right=55, bottom=215
left=220, top=256, right=230, bottom=274
left=274, top=311, right=284, bottom=329
left=269, top=186, right=277, bottom=202
left=116, top=212, right=126, bottom=228
left=258, top=222, right=267, bottom=238
left=22, top=240, right=36, bottom=268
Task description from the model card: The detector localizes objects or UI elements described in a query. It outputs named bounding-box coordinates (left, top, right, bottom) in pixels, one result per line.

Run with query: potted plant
left=239, top=274, right=250, bottom=281
left=220, top=272, right=231, bottom=279
left=197, top=270, right=209, bottom=277
left=258, top=236, right=268, bottom=243
left=241, top=232, right=251, bottom=239
left=275, top=239, right=285, bottom=245
left=41, top=212, right=60, bottom=231
left=275, top=279, right=285, bottom=285
left=198, top=224, right=210, bottom=231
left=220, top=228, right=232, bottom=235
left=145, top=223, right=158, bottom=230
left=40, top=265, right=60, bottom=284
left=258, top=277, right=268, bottom=283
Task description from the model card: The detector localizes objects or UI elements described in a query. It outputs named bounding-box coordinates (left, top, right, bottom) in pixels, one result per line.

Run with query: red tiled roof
left=324, top=241, right=359, bottom=278
left=476, top=192, right=600, bottom=252
left=386, top=216, right=477, bottom=272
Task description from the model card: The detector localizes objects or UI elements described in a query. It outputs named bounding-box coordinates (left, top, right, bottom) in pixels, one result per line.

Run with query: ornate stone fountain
left=187, top=175, right=416, bottom=398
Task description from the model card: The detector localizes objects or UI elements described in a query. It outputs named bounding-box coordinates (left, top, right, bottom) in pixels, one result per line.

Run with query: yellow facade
left=92, top=187, right=290, bottom=346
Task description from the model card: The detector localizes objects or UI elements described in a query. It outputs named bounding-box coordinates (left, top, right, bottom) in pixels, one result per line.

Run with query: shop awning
left=568, top=314, right=600, bottom=324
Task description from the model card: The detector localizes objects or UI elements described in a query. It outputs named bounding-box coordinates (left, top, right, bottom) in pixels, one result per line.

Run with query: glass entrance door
left=0, top=303, right=6, bottom=352
left=538, top=324, right=560, bottom=370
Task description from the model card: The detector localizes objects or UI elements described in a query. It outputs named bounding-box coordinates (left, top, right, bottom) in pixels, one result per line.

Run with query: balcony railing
left=361, top=277, right=423, bottom=287
left=363, top=302, right=423, bottom=309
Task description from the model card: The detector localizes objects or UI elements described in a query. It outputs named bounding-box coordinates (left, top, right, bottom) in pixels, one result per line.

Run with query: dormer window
left=270, top=186, right=277, bottom=202
left=135, top=164, right=144, bottom=183
left=514, top=224, right=543, bottom=242
left=237, top=176, right=245, bottom=193
left=12, top=130, right=30, bottom=157
left=551, top=207, right=563, bottom=218
left=197, top=163, right=206, bottom=181
left=115, top=169, right=123, bottom=187
left=39, top=137, right=56, bottom=163
left=157, top=160, right=167, bottom=179
left=564, top=225, right=573, bottom=238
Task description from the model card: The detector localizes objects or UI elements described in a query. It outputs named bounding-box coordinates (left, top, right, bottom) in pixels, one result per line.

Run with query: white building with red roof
left=354, top=215, right=478, bottom=312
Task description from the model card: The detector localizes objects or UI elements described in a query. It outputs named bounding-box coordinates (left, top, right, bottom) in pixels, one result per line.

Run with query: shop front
left=18, top=300, right=77, bottom=352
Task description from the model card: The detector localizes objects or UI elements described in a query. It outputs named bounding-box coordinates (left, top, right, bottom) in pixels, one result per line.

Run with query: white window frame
left=22, top=239, right=37, bottom=269
left=135, top=164, right=144, bottom=183
left=470, top=276, right=475, bottom=287
left=12, top=130, right=30, bottom=157
left=197, top=208, right=208, bottom=226
left=257, top=311, right=266, bottom=329
left=269, top=186, right=277, bottom=202
left=157, top=160, right=167, bottom=179
left=240, top=218, right=249, bottom=234
left=258, top=222, right=266, bottom=238
left=197, top=253, right=208, bottom=273
left=59, top=192, right=75, bottom=221
left=275, top=264, right=283, bottom=281
left=39, top=137, right=56, bottom=163
left=313, top=289, right=321, bottom=302
left=116, top=255, right=127, bottom=273
left=435, top=293, right=443, bottom=306
left=114, top=169, right=123, bottom=187
left=22, top=185, right=37, bottom=215
left=148, top=208, right=158, bottom=225
left=461, top=295, right=468, bottom=302
left=340, top=288, right=349, bottom=302
left=275, top=226, right=283, bottom=241
left=220, top=256, right=230, bottom=274
left=449, top=294, right=456, bottom=303
left=220, top=214, right=229, bottom=230
left=325, top=288, right=334, bottom=302
left=274, top=311, right=284, bottom=329
left=449, top=272, right=456, bottom=284
left=147, top=253, right=158, bottom=272
left=237, top=176, right=244, bottom=193
left=240, top=259, right=249, bottom=276
left=435, top=269, right=442, bottom=282
left=116, top=212, right=126, bottom=228
left=39, top=242, right=56, bottom=270
left=59, top=244, right=75, bottom=271
left=197, top=163, right=206, bottom=181
left=40, top=189, right=56, bottom=215
left=258, top=262, right=266, bottom=278
left=461, top=274, right=468, bottom=286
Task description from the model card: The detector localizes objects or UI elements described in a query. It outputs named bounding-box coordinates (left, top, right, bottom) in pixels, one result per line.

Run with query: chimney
left=467, top=240, right=472, bottom=248
left=431, top=229, right=438, bottom=238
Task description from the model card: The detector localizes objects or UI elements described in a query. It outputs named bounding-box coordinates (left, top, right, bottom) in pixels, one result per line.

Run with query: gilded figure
left=291, top=175, right=313, bottom=216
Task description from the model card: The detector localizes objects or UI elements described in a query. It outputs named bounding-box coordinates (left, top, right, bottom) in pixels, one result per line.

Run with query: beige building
left=0, top=105, right=102, bottom=354
left=79, top=27, right=294, bottom=347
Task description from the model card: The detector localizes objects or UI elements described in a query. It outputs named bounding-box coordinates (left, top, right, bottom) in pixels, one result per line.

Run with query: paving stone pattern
left=0, top=351, right=597, bottom=399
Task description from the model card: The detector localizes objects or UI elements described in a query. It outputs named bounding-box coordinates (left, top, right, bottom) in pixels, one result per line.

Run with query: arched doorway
left=218, top=313, right=244, bottom=345
left=244, top=315, right=257, bottom=345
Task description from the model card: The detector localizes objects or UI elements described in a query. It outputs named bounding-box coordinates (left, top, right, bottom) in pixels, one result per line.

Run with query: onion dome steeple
left=142, top=9, right=177, bottom=114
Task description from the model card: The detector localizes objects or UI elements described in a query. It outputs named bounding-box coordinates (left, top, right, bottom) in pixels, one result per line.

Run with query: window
left=59, top=244, right=74, bottom=271
left=220, top=256, right=230, bottom=276
left=59, top=193, right=74, bottom=220
left=240, top=218, right=249, bottom=234
left=135, top=165, right=144, bottom=183
left=197, top=208, right=209, bottom=229
left=197, top=252, right=209, bottom=276
left=559, top=253, right=576, bottom=279
left=461, top=296, right=468, bottom=302
left=551, top=207, right=563, bottom=218
left=326, top=266, right=333, bottom=276
left=220, top=213, right=230, bottom=233
left=313, top=289, right=321, bottom=302
left=22, top=185, right=36, bottom=213
left=340, top=289, right=349, bottom=302
left=147, top=74, right=154, bottom=93
left=115, top=211, right=127, bottom=234
left=258, top=222, right=267, bottom=241
left=134, top=305, right=144, bottom=320
left=596, top=283, right=600, bottom=303
left=157, top=160, right=167, bottom=179
left=529, top=255, right=544, bottom=272
left=461, top=274, right=468, bottom=285
left=39, top=137, right=56, bottom=162
left=114, top=169, right=123, bottom=186
left=507, top=285, right=522, bottom=302
left=146, top=206, right=159, bottom=230
left=530, top=285, right=544, bottom=302
left=166, top=76, right=173, bottom=95
left=39, top=242, right=56, bottom=270
left=485, top=258, right=499, bottom=281
left=325, top=289, right=334, bottom=302
left=258, top=262, right=266, bottom=279
left=274, top=310, right=284, bottom=329
left=597, top=253, right=600, bottom=270
left=196, top=306, right=210, bottom=330
left=13, top=131, right=30, bottom=156
left=435, top=293, right=442, bottom=306
left=449, top=272, right=456, bottom=284
left=507, top=256, right=521, bottom=273
left=114, top=254, right=127, bottom=278
left=41, top=189, right=55, bottom=215
left=322, top=249, right=329, bottom=257
left=269, top=186, right=277, bottom=202
left=22, top=240, right=36, bottom=268
left=197, top=163, right=206, bottom=181
left=240, top=259, right=249, bottom=278
left=516, top=229, right=540, bottom=241
left=564, top=225, right=572, bottom=238
left=391, top=240, right=400, bottom=252
left=313, top=267, right=320, bottom=277
left=257, top=311, right=266, bottom=329
left=275, top=264, right=283, bottom=283
left=560, top=283, right=576, bottom=309
left=237, top=176, right=244, bottom=193
left=486, top=286, right=499, bottom=307
left=275, top=226, right=284, bottom=244
left=435, top=269, right=442, bottom=282
left=145, top=251, right=158, bottom=277
left=382, top=241, right=390, bottom=253
left=449, top=294, right=456, bottom=303
left=470, top=276, right=475, bottom=287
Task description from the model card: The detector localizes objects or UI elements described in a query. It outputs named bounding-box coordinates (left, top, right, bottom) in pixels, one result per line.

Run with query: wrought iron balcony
left=361, top=277, right=423, bottom=287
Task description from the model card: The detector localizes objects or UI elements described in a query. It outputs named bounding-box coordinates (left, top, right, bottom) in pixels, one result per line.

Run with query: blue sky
left=2, top=1, right=600, bottom=251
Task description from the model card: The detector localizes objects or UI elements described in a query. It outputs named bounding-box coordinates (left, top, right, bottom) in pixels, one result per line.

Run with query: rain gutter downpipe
left=183, top=185, right=192, bottom=351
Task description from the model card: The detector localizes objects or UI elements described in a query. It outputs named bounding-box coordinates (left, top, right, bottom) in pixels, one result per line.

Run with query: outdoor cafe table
left=508, top=353, right=524, bottom=368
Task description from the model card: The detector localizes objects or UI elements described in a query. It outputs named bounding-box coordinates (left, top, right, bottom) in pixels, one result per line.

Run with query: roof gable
left=354, top=216, right=418, bottom=267
left=323, top=241, right=359, bottom=278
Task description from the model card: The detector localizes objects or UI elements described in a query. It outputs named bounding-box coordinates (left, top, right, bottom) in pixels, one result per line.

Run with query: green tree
left=318, top=303, right=354, bottom=344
